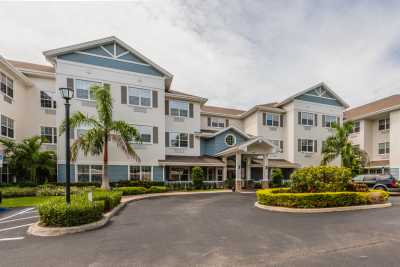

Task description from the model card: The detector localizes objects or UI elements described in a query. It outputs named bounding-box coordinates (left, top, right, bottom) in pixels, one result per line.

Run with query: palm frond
left=91, top=85, right=113, bottom=127
left=59, top=111, right=101, bottom=135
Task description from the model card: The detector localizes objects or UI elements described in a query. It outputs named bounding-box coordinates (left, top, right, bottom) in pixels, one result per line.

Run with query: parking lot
left=0, top=207, right=38, bottom=242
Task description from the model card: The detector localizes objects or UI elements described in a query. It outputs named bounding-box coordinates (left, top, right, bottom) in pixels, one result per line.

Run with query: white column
left=262, top=154, right=269, bottom=188
left=246, top=157, right=251, bottom=180
left=222, top=157, right=228, bottom=181
left=235, top=151, right=242, bottom=191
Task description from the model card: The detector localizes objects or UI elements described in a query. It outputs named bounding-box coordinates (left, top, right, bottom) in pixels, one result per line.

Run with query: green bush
left=146, top=186, right=168, bottom=193
left=110, top=180, right=164, bottom=188
left=290, top=166, right=352, bottom=193
left=192, top=167, right=204, bottom=189
left=0, top=191, right=2, bottom=204
left=0, top=187, right=37, bottom=198
left=116, top=186, right=147, bottom=196
left=36, top=185, right=65, bottom=197
left=92, top=190, right=122, bottom=212
left=256, top=188, right=389, bottom=208
left=271, top=168, right=284, bottom=187
left=38, top=196, right=104, bottom=227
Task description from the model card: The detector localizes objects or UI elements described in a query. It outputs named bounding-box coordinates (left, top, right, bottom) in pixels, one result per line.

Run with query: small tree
left=192, top=167, right=204, bottom=189
left=271, top=168, right=284, bottom=187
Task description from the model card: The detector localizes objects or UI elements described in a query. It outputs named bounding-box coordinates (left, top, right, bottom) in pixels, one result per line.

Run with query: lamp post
left=59, top=87, right=74, bottom=204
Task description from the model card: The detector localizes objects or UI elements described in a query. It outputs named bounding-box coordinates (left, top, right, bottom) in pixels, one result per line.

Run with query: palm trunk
left=101, top=135, right=111, bottom=190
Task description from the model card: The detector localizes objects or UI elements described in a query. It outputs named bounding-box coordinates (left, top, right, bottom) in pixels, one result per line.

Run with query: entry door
left=227, top=169, right=235, bottom=179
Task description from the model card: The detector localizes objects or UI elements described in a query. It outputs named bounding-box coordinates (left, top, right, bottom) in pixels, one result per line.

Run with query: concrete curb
left=28, top=190, right=231, bottom=237
left=254, top=201, right=392, bottom=213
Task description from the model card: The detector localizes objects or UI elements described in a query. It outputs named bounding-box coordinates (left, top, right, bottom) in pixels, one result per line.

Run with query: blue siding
left=102, top=43, right=114, bottom=55
left=82, top=47, right=111, bottom=57
left=108, top=165, right=128, bottom=182
left=201, top=129, right=249, bottom=156
left=57, top=164, right=75, bottom=183
left=295, top=94, right=342, bottom=107
left=153, top=166, right=164, bottom=181
left=58, top=52, right=163, bottom=77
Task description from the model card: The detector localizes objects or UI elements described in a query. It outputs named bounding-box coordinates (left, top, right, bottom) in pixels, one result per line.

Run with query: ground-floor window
left=367, top=168, right=390, bottom=175
left=129, top=166, right=152, bottom=181
left=77, top=165, right=103, bottom=183
left=216, top=168, right=223, bottom=181
left=169, top=167, right=190, bottom=181
left=0, top=164, right=10, bottom=183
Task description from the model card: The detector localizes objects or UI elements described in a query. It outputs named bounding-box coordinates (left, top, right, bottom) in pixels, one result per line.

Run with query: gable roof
left=201, top=105, right=246, bottom=116
left=214, top=136, right=277, bottom=157
left=344, top=95, right=400, bottom=120
left=0, top=56, right=33, bottom=86
left=7, top=59, right=55, bottom=74
left=276, top=82, right=349, bottom=108
left=43, top=36, right=173, bottom=90
left=166, top=90, right=207, bottom=103
left=203, top=126, right=251, bottom=140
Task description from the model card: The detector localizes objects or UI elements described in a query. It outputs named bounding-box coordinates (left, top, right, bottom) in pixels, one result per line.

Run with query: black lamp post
left=59, top=87, right=74, bottom=204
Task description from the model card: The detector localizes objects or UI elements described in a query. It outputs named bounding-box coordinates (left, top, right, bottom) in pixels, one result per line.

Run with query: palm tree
left=321, top=121, right=368, bottom=175
left=60, top=84, right=141, bottom=190
left=0, top=136, right=56, bottom=183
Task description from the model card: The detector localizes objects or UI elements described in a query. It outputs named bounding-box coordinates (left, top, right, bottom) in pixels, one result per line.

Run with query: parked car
left=352, top=174, right=397, bottom=191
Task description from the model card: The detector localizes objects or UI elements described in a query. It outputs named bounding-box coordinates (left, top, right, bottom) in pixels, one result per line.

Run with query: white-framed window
left=225, top=134, right=236, bottom=146
left=351, top=121, right=360, bottom=133
left=40, top=126, right=57, bottom=144
left=1, top=115, right=14, bottom=138
left=378, top=142, right=390, bottom=155
left=266, top=113, right=280, bottom=127
left=129, top=166, right=152, bottom=181
left=378, top=118, right=390, bottom=131
left=170, top=132, right=188, bottom=148
left=128, top=87, right=151, bottom=107
left=76, top=79, right=101, bottom=101
left=132, top=125, right=152, bottom=144
left=298, top=138, right=317, bottom=153
left=40, top=91, right=56, bottom=109
left=77, top=165, right=103, bottom=183
left=323, top=115, right=338, bottom=128
left=169, top=167, right=190, bottom=181
left=269, top=140, right=284, bottom=153
left=216, top=168, right=223, bottom=181
left=299, top=112, right=315, bottom=126
left=211, top=117, right=225, bottom=128
left=170, top=100, right=189, bottom=117
left=0, top=72, right=14, bottom=98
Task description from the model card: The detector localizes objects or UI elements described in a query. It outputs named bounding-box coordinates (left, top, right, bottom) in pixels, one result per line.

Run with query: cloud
left=1, top=0, right=400, bottom=109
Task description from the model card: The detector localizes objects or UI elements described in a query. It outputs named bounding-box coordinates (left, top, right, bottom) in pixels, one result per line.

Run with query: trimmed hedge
left=256, top=188, right=389, bottom=208
left=92, top=191, right=122, bottom=212
left=0, top=187, right=37, bottom=198
left=110, top=180, right=164, bottom=188
left=147, top=186, right=168, bottom=193
left=116, top=187, right=147, bottom=196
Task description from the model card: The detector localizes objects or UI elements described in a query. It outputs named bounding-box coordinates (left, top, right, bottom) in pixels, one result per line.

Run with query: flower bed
left=256, top=188, right=390, bottom=209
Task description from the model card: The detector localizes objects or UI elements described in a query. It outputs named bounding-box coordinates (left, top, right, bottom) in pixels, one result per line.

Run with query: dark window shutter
left=322, top=115, right=326, bottom=127
left=153, top=127, right=158, bottom=144
left=314, top=114, right=318, bottom=126
left=279, top=114, right=283, bottom=127
left=165, top=100, right=169, bottom=115
left=298, top=112, right=301, bottom=124
left=280, top=140, right=284, bottom=152
left=152, top=91, right=158, bottom=108
left=263, top=113, right=266, bottom=125
left=225, top=119, right=229, bottom=127
left=67, top=78, right=74, bottom=90
left=189, top=134, right=194, bottom=148
left=121, top=86, right=127, bottom=104
left=165, top=132, right=169, bottom=147
left=298, top=139, right=301, bottom=152
left=70, top=127, right=75, bottom=139
left=314, top=140, right=318, bottom=152
left=189, top=103, right=194, bottom=118
left=207, top=117, right=211, bottom=126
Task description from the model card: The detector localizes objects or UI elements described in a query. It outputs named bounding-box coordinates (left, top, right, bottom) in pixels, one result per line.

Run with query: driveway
left=1, top=193, right=400, bottom=266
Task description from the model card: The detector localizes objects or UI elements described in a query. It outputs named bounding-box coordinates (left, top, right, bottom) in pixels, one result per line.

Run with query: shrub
left=256, top=188, right=389, bottom=208
left=36, top=185, right=65, bottom=197
left=0, top=187, right=37, bottom=198
left=38, top=197, right=104, bottom=227
left=192, top=167, right=204, bottom=190
left=110, top=180, right=164, bottom=188
left=146, top=186, right=168, bottom=193
left=116, top=186, right=147, bottom=196
left=271, top=168, right=284, bottom=187
left=92, top=190, right=122, bottom=212
left=0, top=191, right=2, bottom=204
left=290, top=166, right=352, bottom=193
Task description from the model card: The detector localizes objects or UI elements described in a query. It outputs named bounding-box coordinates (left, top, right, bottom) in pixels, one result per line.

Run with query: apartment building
left=0, top=36, right=352, bottom=189
left=344, top=95, right=400, bottom=179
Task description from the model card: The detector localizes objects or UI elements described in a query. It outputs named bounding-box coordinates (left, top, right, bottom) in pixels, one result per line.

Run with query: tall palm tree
left=0, top=136, right=56, bottom=183
left=60, top=85, right=141, bottom=190
left=321, top=121, right=368, bottom=175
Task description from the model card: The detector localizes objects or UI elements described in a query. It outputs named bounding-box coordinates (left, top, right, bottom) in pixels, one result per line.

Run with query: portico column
left=235, top=151, right=242, bottom=192
left=262, top=154, right=269, bottom=189
left=246, top=157, right=251, bottom=180
left=222, top=157, right=228, bottom=181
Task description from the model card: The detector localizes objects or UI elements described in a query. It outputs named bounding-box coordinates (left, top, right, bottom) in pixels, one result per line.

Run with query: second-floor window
left=211, top=117, right=225, bottom=128
left=76, top=79, right=101, bottom=101
left=170, top=100, right=189, bottom=117
left=298, top=112, right=316, bottom=126
left=133, top=125, right=152, bottom=144
left=378, top=118, right=390, bottom=131
left=269, top=140, right=284, bottom=153
left=41, top=126, right=57, bottom=144
left=266, top=113, right=280, bottom=127
left=170, top=132, right=188, bottom=148
left=378, top=142, right=390, bottom=155
left=298, top=138, right=317, bottom=153
left=322, top=115, right=338, bottom=128
left=1, top=115, right=14, bottom=138
left=128, top=87, right=151, bottom=107
left=350, top=121, right=360, bottom=133
left=0, top=72, right=14, bottom=99
left=40, top=91, right=56, bottom=109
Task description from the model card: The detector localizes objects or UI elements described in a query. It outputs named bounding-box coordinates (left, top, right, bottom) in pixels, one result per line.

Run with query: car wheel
left=374, top=186, right=387, bottom=191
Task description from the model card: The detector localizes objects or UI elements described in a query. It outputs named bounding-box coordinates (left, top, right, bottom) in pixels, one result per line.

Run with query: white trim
left=75, top=51, right=152, bottom=67
left=304, top=93, right=336, bottom=101
left=100, top=45, right=114, bottom=57
left=0, top=55, right=33, bottom=87
left=205, top=126, right=251, bottom=139
left=224, top=134, right=236, bottom=146
left=116, top=50, right=130, bottom=58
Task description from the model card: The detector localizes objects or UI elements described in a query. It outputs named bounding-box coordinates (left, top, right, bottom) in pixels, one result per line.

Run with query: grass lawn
left=0, top=196, right=62, bottom=208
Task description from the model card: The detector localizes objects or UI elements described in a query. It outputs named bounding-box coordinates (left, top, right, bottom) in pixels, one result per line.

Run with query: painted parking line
left=0, top=237, right=24, bottom=242
left=0, top=208, right=35, bottom=222
left=0, top=223, right=33, bottom=233
left=0, top=216, right=39, bottom=224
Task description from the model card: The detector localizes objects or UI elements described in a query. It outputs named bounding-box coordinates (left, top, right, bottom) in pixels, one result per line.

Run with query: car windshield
left=353, top=175, right=363, bottom=181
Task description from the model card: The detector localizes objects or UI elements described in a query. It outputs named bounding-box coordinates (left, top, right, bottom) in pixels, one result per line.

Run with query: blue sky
left=1, top=0, right=400, bottom=109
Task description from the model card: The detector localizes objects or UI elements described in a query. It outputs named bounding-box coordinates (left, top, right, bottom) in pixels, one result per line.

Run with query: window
left=77, top=165, right=103, bottom=183
left=299, top=112, right=315, bottom=126
left=133, top=125, right=152, bottom=144
left=266, top=113, right=280, bottom=126
left=216, top=168, right=223, bottom=181
left=170, top=100, right=189, bottom=117
left=169, top=167, right=190, bottom=181
left=351, top=121, right=360, bottom=133
left=323, top=115, right=338, bottom=128
left=1, top=115, right=14, bottom=138
left=129, top=166, right=152, bottom=181
left=378, top=118, right=390, bottom=131
left=225, top=134, right=236, bottom=146
left=76, top=79, right=100, bottom=101
left=41, top=127, right=57, bottom=144
left=128, top=87, right=151, bottom=107
left=298, top=139, right=316, bottom=153
left=378, top=142, right=390, bottom=155
left=77, top=124, right=90, bottom=137
left=270, top=140, right=284, bottom=153
left=40, top=91, right=56, bottom=109
left=0, top=72, right=13, bottom=98
left=170, top=132, right=188, bottom=148
left=211, top=117, right=225, bottom=128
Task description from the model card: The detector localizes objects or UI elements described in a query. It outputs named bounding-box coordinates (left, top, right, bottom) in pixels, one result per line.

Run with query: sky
left=1, top=0, right=400, bottom=110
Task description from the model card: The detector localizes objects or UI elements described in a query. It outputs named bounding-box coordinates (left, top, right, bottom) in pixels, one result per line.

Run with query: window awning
left=159, top=155, right=225, bottom=167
